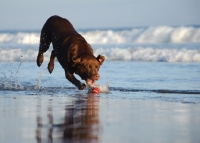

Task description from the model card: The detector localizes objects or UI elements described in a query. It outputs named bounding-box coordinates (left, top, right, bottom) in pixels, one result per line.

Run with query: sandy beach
left=1, top=93, right=200, bottom=143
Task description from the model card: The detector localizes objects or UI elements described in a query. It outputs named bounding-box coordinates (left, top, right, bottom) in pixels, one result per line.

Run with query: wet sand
left=1, top=94, right=200, bottom=143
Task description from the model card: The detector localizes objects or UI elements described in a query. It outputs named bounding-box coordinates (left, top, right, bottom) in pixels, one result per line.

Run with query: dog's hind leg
left=37, top=22, right=52, bottom=67
left=48, top=50, right=56, bottom=74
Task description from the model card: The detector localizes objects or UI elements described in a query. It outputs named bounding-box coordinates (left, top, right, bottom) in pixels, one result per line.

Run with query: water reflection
left=36, top=94, right=100, bottom=143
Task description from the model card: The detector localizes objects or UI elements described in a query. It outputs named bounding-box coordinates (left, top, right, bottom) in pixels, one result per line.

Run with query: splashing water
left=87, top=84, right=110, bottom=93
left=0, top=62, right=43, bottom=91
left=34, top=71, right=42, bottom=90
left=0, top=62, right=24, bottom=90
left=14, top=62, right=24, bottom=89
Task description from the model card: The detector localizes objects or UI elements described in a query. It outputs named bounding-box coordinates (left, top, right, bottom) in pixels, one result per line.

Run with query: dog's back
left=43, top=15, right=75, bottom=34
left=37, top=16, right=105, bottom=90
left=38, top=15, right=84, bottom=66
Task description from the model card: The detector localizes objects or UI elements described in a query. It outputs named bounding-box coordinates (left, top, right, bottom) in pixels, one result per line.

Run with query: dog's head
left=73, top=55, right=105, bottom=87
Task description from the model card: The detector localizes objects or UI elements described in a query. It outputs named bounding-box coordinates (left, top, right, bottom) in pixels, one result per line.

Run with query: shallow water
left=0, top=61, right=200, bottom=143
left=0, top=61, right=200, bottom=103
left=1, top=94, right=200, bottom=143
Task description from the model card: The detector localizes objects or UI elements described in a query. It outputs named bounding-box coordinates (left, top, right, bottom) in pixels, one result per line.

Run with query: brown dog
left=36, top=15, right=105, bottom=90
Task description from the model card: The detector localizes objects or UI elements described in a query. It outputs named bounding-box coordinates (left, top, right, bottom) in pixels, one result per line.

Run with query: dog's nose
left=95, top=74, right=100, bottom=80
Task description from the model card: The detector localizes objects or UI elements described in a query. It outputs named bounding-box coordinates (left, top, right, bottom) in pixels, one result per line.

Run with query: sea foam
left=0, top=48, right=51, bottom=62
left=94, top=47, right=200, bottom=62
left=0, top=46, right=199, bottom=62
left=0, top=26, right=200, bottom=44
left=0, top=26, right=200, bottom=62
left=0, top=32, right=39, bottom=44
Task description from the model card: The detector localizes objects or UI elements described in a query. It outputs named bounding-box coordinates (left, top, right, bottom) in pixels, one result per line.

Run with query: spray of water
left=0, top=62, right=24, bottom=90
left=14, top=62, right=24, bottom=89
left=34, top=71, right=42, bottom=90
left=87, top=83, right=110, bottom=93
left=0, top=62, right=43, bottom=90
left=0, top=72, right=12, bottom=89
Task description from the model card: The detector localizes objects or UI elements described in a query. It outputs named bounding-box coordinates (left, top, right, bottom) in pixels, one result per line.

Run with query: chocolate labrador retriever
left=36, top=15, right=105, bottom=90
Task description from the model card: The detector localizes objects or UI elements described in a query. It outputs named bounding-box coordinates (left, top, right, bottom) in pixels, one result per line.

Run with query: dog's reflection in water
left=36, top=94, right=100, bottom=143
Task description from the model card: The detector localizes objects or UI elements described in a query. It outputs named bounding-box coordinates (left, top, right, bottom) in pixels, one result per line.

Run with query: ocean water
left=0, top=25, right=200, bottom=99
left=0, top=26, right=200, bottom=143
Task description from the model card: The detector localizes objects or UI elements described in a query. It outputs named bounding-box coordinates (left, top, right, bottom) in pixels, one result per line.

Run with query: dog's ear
left=97, top=55, right=105, bottom=65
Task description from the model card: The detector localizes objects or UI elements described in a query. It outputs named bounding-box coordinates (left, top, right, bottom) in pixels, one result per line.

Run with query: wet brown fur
left=36, top=15, right=105, bottom=90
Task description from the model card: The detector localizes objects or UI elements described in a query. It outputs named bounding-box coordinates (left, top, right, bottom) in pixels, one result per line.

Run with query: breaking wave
left=0, top=25, right=200, bottom=44
left=94, top=47, right=200, bottom=62
left=0, top=26, right=200, bottom=62
left=0, top=32, right=39, bottom=44
left=0, top=46, right=199, bottom=62
left=0, top=48, right=51, bottom=62
left=81, top=26, right=200, bottom=44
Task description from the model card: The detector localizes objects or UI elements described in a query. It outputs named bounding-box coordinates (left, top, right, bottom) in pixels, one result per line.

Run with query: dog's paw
left=78, top=83, right=86, bottom=90
left=47, top=63, right=54, bottom=74
left=37, top=60, right=43, bottom=67
left=37, top=54, right=43, bottom=67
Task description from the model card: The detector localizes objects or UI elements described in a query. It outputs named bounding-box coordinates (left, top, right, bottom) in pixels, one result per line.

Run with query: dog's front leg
left=65, top=70, right=86, bottom=90
left=48, top=50, right=56, bottom=74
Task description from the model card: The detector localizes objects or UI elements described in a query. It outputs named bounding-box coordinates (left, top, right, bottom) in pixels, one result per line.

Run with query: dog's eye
left=86, top=65, right=90, bottom=69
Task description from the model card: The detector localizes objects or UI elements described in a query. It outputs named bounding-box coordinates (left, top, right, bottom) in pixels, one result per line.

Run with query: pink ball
left=92, top=87, right=100, bottom=93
